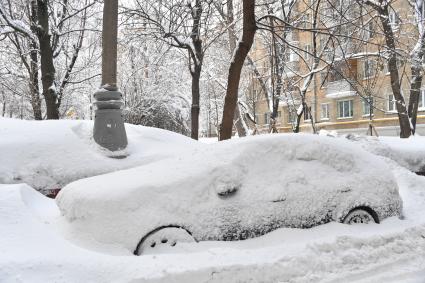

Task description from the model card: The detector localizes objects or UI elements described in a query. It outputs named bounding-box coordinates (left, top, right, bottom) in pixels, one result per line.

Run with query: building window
left=285, top=28, right=294, bottom=42
left=304, top=106, right=311, bottom=121
left=419, top=89, right=425, bottom=110
left=422, top=2, right=425, bottom=18
left=364, top=21, right=374, bottom=41
left=321, top=103, right=329, bottom=120
left=264, top=112, right=271, bottom=124
left=288, top=110, right=297, bottom=124
left=285, top=47, right=299, bottom=62
left=324, top=50, right=333, bottom=62
left=363, top=59, right=375, bottom=78
left=362, top=97, right=373, bottom=116
left=304, top=44, right=311, bottom=62
left=300, top=13, right=310, bottom=28
left=328, top=61, right=346, bottom=82
left=320, top=70, right=328, bottom=86
left=337, top=100, right=354, bottom=118
left=382, top=60, right=389, bottom=74
left=388, top=94, right=397, bottom=112
left=389, top=10, right=400, bottom=29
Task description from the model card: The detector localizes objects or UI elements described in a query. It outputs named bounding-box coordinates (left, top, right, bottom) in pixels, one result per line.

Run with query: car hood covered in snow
left=57, top=134, right=402, bottom=252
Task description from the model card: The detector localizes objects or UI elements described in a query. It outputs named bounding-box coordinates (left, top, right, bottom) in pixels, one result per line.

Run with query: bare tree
left=356, top=0, right=414, bottom=138
left=123, top=0, right=219, bottom=140
left=220, top=0, right=256, bottom=140
left=0, top=0, right=96, bottom=119
left=407, top=0, right=425, bottom=134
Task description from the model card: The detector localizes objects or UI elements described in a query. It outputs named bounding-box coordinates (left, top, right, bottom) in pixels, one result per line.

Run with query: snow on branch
left=0, top=4, right=38, bottom=44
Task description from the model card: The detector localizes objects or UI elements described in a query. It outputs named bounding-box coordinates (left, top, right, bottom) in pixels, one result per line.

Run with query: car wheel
left=135, top=226, right=195, bottom=255
left=342, top=208, right=378, bottom=224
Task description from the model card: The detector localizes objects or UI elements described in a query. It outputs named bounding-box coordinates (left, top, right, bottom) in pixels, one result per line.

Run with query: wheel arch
left=342, top=205, right=380, bottom=224
left=133, top=224, right=196, bottom=255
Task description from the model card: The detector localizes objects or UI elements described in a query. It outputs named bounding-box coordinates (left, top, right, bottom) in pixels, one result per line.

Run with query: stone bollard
left=93, top=85, right=128, bottom=152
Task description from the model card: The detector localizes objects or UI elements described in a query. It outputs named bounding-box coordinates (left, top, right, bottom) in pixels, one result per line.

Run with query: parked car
left=344, top=133, right=425, bottom=175
left=57, top=134, right=403, bottom=255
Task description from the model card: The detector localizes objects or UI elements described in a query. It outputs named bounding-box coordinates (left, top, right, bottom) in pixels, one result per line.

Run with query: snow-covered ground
left=1, top=119, right=425, bottom=282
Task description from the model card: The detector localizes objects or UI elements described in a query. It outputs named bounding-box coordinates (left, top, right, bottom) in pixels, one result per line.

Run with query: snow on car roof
left=58, top=133, right=397, bottom=210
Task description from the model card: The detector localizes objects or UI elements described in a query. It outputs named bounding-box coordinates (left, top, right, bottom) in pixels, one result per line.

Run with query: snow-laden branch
left=0, top=3, right=38, bottom=44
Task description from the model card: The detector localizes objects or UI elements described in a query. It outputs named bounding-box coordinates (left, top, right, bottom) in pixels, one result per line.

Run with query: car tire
left=134, top=226, right=195, bottom=255
left=342, top=207, right=379, bottom=224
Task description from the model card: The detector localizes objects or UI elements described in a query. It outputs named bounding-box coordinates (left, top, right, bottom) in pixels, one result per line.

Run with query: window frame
left=389, top=10, right=400, bottom=30
left=419, top=89, right=425, bottom=111
left=304, top=106, right=311, bottom=122
left=337, top=99, right=354, bottom=119
left=264, top=112, right=271, bottom=125
left=287, top=109, right=297, bottom=124
left=320, top=103, right=330, bottom=120
left=364, top=21, right=374, bottom=41
left=363, top=59, right=375, bottom=79
left=304, top=44, right=312, bottom=62
left=362, top=97, right=374, bottom=117
left=387, top=94, right=397, bottom=112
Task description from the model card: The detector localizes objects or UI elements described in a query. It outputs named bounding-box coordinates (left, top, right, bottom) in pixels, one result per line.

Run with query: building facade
left=249, top=0, right=425, bottom=136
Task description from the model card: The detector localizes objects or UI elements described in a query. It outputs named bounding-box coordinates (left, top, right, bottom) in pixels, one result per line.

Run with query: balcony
left=325, top=80, right=357, bottom=99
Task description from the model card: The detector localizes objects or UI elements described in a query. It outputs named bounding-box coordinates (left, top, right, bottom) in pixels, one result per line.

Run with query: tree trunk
left=234, top=104, right=248, bottom=136
left=408, top=30, right=425, bottom=134
left=295, top=109, right=303, bottom=133
left=226, top=0, right=237, bottom=52
left=379, top=6, right=411, bottom=138
left=189, top=0, right=203, bottom=140
left=227, top=0, right=248, bottom=137
left=1, top=93, right=5, bottom=117
left=191, top=67, right=201, bottom=140
left=29, top=0, right=42, bottom=120
left=37, top=0, right=59, bottom=119
left=409, top=66, right=422, bottom=134
left=220, top=0, right=256, bottom=140
left=268, top=11, right=282, bottom=120
left=29, top=48, right=42, bottom=120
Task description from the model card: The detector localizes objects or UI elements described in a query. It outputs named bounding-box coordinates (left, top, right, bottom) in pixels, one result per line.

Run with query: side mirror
left=216, top=184, right=239, bottom=198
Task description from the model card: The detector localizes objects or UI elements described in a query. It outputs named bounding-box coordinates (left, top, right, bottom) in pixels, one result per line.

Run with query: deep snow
left=1, top=119, right=425, bottom=282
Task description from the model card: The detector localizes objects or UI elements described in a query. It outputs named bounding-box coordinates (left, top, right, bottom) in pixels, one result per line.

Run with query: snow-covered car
left=57, top=134, right=403, bottom=255
left=0, top=118, right=199, bottom=194
left=343, top=133, right=425, bottom=175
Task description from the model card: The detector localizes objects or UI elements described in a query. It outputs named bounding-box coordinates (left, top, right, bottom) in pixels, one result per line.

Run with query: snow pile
left=57, top=134, right=401, bottom=254
left=0, top=118, right=199, bottom=193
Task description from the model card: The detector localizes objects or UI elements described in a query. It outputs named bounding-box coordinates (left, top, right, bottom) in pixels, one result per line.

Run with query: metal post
left=93, top=0, right=128, bottom=153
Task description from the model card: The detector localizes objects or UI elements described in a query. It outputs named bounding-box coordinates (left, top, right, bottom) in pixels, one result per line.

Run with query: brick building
left=248, top=0, right=425, bottom=136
